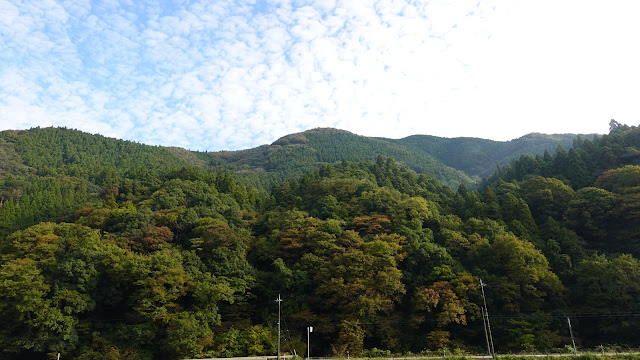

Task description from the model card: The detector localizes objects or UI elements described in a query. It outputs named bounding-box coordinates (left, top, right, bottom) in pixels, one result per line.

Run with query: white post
left=307, top=326, right=313, bottom=359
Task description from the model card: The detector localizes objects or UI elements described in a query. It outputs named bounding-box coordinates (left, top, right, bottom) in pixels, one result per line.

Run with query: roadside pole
left=480, top=279, right=495, bottom=357
left=567, top=317, right=577, bottom=356
left=276, top=294, right=282, bottom=360
left=307, top=326, right=313, bottom=359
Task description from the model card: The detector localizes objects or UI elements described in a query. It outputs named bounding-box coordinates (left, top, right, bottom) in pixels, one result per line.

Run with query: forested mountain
left=207, top=128, right=475, bottom=188
left=208, top=128, right=584, bottom=188
left=388, top=133, right=581, bottom=178
left=2, top=122, right=640, bottom=359
left=0, top=127, right=204, bottom=179
left=0, top=127, right=583, bottom=190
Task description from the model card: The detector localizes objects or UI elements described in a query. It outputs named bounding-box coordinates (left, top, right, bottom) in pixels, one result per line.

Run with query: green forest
left=205, top=127, right=580, bottom=189
left=1, top=122, right=640, bottom=359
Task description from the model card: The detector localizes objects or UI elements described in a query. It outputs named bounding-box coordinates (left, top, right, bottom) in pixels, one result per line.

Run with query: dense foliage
left=390, top=132, right=579, bottom=178
left=208, top=128, right=579, bottom=188
left=1, top=123, right=640, bottom=359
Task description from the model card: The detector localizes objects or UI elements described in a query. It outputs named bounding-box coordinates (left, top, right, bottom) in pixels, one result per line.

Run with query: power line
left=282, top=311, right=297, bottom=356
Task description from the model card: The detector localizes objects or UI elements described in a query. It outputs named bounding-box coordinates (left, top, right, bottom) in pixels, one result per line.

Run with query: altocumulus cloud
left=1, top=0, right=639, bottom=150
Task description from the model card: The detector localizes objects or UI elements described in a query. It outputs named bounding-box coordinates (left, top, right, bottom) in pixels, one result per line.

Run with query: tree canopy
left=1, top=123, right=640, bottom=358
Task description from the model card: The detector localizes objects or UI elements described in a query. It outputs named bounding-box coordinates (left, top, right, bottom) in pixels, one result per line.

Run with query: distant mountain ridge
left=207, top=127, right=592, bottom=187
left=0, top=126, right=592, bottom=188
left=387, top=132, right=587, bottom=178
left=208, top=128, right=475, bottom=188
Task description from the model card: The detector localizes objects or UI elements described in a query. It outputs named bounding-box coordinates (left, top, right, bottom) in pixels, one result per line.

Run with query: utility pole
left=567, top=317, right=577, bottom=356
left=276, top=294, right=283, bottom=360
left=479, top=279, right=495, bottom=357
left=481, top=306, right=491, bottom=357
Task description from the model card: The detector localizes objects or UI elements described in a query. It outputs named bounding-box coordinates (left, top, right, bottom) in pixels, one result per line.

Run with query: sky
left=1, top=0, right=640, bottom=151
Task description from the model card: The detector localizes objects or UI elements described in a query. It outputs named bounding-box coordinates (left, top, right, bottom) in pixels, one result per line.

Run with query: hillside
left=2, top=123, right=640, bottom=358
left=208, top=128, right=584, bottom=188
left=0, top=127, right=586, bottom=190
left=208, top=128, right=474, bottom=188
left=0, top=127, right=197, bottom=181
left=388, top=132, right=582, bottom=178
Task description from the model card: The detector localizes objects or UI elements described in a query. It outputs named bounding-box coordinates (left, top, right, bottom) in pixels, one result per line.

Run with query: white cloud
left=1, top=0, right=639, bottom=152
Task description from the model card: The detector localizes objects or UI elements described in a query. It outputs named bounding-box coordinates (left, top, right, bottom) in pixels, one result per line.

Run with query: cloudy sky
left=1, top=0, right=639, bottom=151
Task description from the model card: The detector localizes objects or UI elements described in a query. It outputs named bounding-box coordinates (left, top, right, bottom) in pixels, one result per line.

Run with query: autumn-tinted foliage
left=1, top=123, right=640, bottom=358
